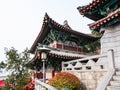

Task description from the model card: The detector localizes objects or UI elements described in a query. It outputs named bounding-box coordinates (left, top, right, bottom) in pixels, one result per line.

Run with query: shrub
left=48, top=72, right=81, bottom=90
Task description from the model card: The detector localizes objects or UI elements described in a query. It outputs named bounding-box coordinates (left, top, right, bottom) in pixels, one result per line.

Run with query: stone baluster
left=107, top=49, right=115, bottom=70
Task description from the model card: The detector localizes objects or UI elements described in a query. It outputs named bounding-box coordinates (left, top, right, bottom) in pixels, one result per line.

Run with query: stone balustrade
left=62, top=53, right=108, bottom=72
left=62, top=50, right=115, bottom=90
left=35, top=78, right=57, bottom=90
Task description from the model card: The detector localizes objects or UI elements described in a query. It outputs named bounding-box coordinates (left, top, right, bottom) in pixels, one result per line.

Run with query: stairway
left=107, top=70, right=120, bottom=90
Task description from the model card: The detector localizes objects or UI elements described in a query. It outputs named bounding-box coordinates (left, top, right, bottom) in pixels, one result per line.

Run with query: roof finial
left=44, top=12, right=49, bottom=23
left=63, top=20, right=71, bottom=29
left=44, top=12, right=49, bottom=19
left=45, top=12, right=48, bottom=18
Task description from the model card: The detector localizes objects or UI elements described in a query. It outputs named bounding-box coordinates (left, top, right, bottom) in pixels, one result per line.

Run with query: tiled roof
left=29, top=45, right=88, bottom=64
left=89, top=8, right=120, bottom=30
left=43, top=13, right=96, bottom=38
left=77, top=0, right=110, bottom=14
left=30, top=13, right=98, bottom=53
left=49, top=49, right=87, bottom=59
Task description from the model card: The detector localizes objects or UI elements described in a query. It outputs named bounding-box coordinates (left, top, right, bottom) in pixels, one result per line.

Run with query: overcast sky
left=0, top=0, right=93, bottom=61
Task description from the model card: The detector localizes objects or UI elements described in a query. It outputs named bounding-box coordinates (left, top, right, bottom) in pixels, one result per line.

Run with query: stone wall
left=101, top=23, right=120, bottom=68
left=70, top=71, right=106, bottom=90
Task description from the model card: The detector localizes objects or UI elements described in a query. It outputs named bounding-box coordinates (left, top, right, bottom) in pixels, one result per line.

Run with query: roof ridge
left=42, top=13, right=97, bottom=38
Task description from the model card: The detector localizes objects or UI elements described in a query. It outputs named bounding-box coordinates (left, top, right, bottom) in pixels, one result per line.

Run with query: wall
left=70, top=71, right=106, bottom=90
left=101, top=23, right=120, bottom=68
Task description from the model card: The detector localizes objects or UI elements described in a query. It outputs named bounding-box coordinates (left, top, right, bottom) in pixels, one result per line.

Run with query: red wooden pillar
left=62, top=44, right=64, bottom=50
left=35, top=72, right=43, bottom=79
left=52, top=70, right=55, bottom=77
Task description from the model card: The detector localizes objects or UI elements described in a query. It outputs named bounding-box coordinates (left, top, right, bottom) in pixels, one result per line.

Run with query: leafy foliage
left=83, top=39, right=100, bottom=53
left=92, top=30, right=103, bottom=37
left=0, top=61, right=6, bottom=69
left=3, top=47, right=32, bottom=90
left=48, top=72, right=81, bottom=90
left=83, top=30, right=104, bottom=53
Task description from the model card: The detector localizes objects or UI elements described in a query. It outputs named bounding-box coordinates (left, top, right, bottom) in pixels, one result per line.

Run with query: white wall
left=101, top=23, right=120, bottom=68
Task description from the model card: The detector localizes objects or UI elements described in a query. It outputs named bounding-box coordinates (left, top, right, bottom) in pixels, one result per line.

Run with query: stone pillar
left=100, top=23, right=120, bottom=68
left=107, top=49, right=115, bottom=69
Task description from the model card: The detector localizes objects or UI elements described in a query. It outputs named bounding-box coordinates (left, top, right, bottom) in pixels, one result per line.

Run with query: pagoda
left=29, top=13, right=98, bottom=79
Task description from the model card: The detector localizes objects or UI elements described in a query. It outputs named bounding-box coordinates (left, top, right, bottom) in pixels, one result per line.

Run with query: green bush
left=48, top=72, right=81, bottom=90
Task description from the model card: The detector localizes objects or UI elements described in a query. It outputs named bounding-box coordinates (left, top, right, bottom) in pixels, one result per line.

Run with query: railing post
left=96, top=50, right=115, bottom=90
left=35, top=78, right=41, bottom=90
left=107, top=49, right=115, bottom=69
left=35, top=78, right=58, bottom=90
left=62, top=61, right=64, bottom=71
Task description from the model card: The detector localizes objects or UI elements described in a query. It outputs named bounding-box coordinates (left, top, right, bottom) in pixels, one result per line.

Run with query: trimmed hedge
left=48, top=72, right=81, bottom=90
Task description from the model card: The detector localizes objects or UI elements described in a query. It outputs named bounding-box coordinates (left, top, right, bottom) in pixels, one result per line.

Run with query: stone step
left=116, top=71, right=120, bottom=76
left=110, top=81, right=120, bottom=86
left=107, top=86, right=120, bottom=90
left=113, top=76, right=120, bottom=81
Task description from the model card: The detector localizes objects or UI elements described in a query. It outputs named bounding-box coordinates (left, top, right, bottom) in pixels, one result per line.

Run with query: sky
left=0, top=0, right=93, bottom=61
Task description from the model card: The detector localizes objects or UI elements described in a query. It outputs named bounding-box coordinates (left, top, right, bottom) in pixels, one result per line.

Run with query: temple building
left=78, top=0, right=120, bottom=67
left=76, top=0, right=120, bottom=89
left=28, top=0, right=120, bottom=89
left=30, top=13, right=98, bottom=53
left=29, top=13, right=99, bottom=79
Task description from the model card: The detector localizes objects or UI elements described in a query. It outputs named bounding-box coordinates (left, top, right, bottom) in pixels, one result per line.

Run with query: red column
left=52, top=70, right=55, bottom=77
left=62, top=44, right=64, bottom=50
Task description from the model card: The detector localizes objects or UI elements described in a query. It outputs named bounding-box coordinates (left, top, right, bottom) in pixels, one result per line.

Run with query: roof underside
left=30, top=45, right=88, bottom=63
left=80, top=12, right=104, bottom=21
left=28, top=45, right=89, bottom=70
left=89, top=8, right=120, bottom=31
left=77, top=0, right=120, bottom=21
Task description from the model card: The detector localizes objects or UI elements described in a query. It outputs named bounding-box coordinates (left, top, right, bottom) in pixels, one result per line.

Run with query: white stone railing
left=35, top=78, right=58, bottom=90
left=62, top=53, right=108, bottom=72
left=62, top=49, right=115, bottom=90
left=96, top=49, right=115, bottom=90
left=96, top=69, right=115, bottom=90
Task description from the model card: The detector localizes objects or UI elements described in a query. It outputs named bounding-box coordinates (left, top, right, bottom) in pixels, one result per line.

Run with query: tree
left=3, top=47, right=32, bottom=90
left=83, top=30, right=104, bottom=53
left=0, top=61, right=6, bottom=70
left=83, top=39, right=100, bottom=53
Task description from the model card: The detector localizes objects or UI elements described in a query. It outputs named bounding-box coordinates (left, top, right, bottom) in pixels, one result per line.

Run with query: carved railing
left=62, top=49, right=115, bottom=90
left=96, top=69, right=115, bottom=90
left=96, top=49, right=115, bottom=90
left=35, top=78, right=58, bottom=90
left=62, top=54, right=108, bottom=72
